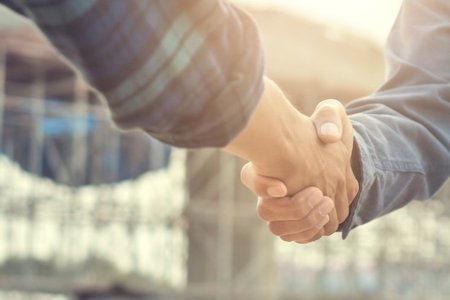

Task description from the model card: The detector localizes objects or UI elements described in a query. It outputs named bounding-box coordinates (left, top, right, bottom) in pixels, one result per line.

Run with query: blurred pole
left=0, top=44, right=5, bottom=144
left=0, top=36, right=8, bottom=268
left=185, top=150, right=278, bottom=300
left=65, top=75, right=88, bottom=267
left=29, top=66, right=45, bottom=177
left=70, top=75, right=89, bottom=185
left=26, top=64, right=46, bottom=297
left=216, top=154, right=235, bottom=300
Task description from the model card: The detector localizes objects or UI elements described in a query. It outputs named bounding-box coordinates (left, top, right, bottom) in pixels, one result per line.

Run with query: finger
left=299, top=228, right=325, bottom=244
left=268, top=213, right=329, bottom=236
left=256, top=187, right=327, bottom=222
left=280, top=226, right=325, bottom=244
left=240, top=162, right=287, bottom=198
left=294, top=229, right=325, bottom=244
left=335, top=180, right=350, bottom=224
left=311, top=99, right=345, bottom=144
left=346, top=162, right=360, bottom=205
left=323, top=197, right=340, bottom=236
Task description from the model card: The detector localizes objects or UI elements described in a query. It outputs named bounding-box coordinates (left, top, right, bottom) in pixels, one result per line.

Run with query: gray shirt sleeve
left=340, top=0, right=450, bottom=238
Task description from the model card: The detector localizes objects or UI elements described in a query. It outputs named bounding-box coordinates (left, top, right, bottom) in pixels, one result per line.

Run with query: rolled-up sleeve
left=340, top=0, right=450, bottom=238
left=7, top=0, right=265, bottom=148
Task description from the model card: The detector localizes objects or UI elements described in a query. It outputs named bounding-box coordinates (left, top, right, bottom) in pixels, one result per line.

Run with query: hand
left=222, top=79, right=357, bottom=238
left=241, top=99, right=359, bottom=240
left=256, top=186, right=335, bottom=244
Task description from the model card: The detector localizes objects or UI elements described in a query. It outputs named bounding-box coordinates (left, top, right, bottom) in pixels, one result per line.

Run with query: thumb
left=240, top=162, right=288, bottom=198
left=311, top=99, right=345, bottom=144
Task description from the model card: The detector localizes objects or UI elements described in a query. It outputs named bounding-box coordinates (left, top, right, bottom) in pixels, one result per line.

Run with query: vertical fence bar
left=216, top=154, right=236, bottom=300
left=29, top=66, right=45, bottom=178
left=0, top=43, right=5, bottom=146
left=25, top=64, right=46, bottom=296
left=70, top=75, right=89, bottom=185
left=67, top=75, right=89, bottom=266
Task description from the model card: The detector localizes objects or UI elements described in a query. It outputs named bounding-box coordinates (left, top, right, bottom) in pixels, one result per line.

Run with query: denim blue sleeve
left=340, top=0, right=450, bottom=238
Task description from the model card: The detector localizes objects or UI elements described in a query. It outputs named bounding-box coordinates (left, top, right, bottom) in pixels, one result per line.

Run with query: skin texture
left=257, top=186, right=334, bottom=243
left=239, top=99, right=358, bottom=243
left=223, top=79, right=358, bottom=241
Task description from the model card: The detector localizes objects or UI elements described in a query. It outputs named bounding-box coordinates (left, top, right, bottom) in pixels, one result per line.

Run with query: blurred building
left=0, top=5, right=449, bottom=300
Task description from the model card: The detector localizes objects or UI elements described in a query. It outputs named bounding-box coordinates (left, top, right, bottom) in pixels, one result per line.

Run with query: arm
left=224, top=79, right=358, bottom=236
left=4, top=1, right=358, bottom=237
left=238, top=99, right=358, bottom=242
left=340, top=0, right=450, bottom=237
left=254, top=0, right=450, bottom=238
left=240, top=0, right=450, bottom=241
left=5, top=0, right=264, bottom=148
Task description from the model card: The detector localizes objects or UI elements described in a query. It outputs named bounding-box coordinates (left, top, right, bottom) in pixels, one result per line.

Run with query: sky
left=233, top=0, right=403, bottom=45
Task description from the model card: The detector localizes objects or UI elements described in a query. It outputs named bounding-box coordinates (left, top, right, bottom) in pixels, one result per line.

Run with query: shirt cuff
left=338, top=118, right=376, bottom=239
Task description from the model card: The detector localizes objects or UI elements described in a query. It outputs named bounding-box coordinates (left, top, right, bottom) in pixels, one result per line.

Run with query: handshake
left=224, top=78, right=359, bottom=244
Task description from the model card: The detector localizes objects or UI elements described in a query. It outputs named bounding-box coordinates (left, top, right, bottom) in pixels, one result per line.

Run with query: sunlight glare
left=233, top=0, right=403, bottom=45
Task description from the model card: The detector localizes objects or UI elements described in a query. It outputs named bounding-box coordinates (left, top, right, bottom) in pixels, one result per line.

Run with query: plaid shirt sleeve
left=7, top=0, right=265, bottom=148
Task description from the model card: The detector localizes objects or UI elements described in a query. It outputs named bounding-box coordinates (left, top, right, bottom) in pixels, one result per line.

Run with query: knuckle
left=319, top=99, right=342, bottom=110
left=316, top=106, right=339, bottom=121
left=253, top=185, right=268, bottom=198
left=268, top=222, right=283, bottom=236
left=294, top=195, right=306, bottom=205
left=304, top=228, right=319, bottom=241
left=293, top=205, right=307, bottom=220
left=308, top=187, right=324, bottom=200
left=254, top=186, right=267, bottom=197
left=306, top=211, right=321, bottom=226
left=324, top=221, right=339, bottom=236
left=318, top=105, right=338, bottom=115
left=240, top=165, right=252, bottom=187
left=326, top=186, right=337, bottom=198
left=256, top=202, right=271, bottom=221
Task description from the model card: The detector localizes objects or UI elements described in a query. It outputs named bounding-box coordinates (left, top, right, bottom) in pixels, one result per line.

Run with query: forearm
left=5, top=0, right=264, bottom=148
left=223, top=77, right=309, bottom=166
left=340, top=0, right=450, bottom=237
left=340, top=105, right=450, bottom=237
left=223, top=76, right=354, bottom=203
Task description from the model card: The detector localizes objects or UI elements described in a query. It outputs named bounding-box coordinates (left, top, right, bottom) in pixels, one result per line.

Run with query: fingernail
left=267, top=185, right=287, bottom=197
left=320, top=122, right=340, bottom=136
left=319, top=199, right=334, bottom=216
left=308, top=196, right=322, bottom=209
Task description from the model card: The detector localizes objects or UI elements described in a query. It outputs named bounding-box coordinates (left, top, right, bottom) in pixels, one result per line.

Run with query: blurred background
left=1, top=1, right=450, bottom=299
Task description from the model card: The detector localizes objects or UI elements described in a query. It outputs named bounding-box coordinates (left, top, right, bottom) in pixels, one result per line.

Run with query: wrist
left=251, top=112, right=314, bottom=186
left=248, top=79, right=313, bottom=182
left=223, top=77, right=309, bottom=164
